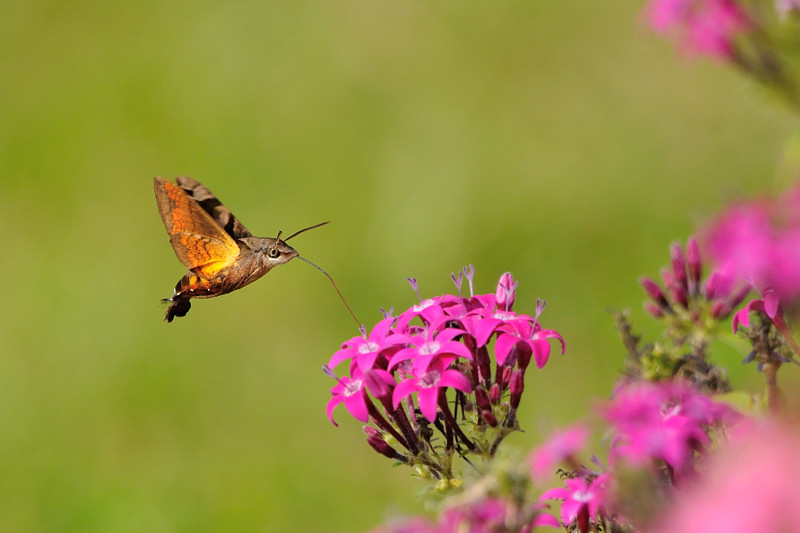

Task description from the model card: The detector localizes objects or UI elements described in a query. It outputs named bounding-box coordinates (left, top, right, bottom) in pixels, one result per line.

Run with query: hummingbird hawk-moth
left=154, top=176, right=331, bottom=322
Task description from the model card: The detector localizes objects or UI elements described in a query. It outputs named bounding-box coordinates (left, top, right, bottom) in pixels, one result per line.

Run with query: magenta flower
left=705, top=182, right=800, bottom=308
left=732, top=289, right=781, bottom=332
left=645, top=0, right=750, bottom=60
left=387, top=326, right=472, bottom=375
left=329, top=316, right=410, bottom=373
left=325, top=267, right=565, bottom=476
left=649, top=421, right=800, bottom=533
left=529, top=424, right=590, bottom=481
left=540, top=473, right=609, bottom=530
left=392, top=357, right=472, bottom=422
left=325, top=367, right=369, bottom=426
left=495, top=317, right=565, bottom=369
left=603, top=381, right=737, bottom=475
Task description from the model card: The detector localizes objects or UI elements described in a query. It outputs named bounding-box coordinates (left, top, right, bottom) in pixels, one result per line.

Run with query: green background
left=0, top=1, right=796, bottom=531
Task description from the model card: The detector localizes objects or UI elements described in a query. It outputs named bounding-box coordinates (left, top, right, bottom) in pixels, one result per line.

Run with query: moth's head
left=239, top=236, right=298, bottom=266
left=260, top=238, right=299, bottom=265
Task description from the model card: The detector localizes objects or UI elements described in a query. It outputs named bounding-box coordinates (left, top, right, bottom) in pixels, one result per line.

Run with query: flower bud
left=640, top=276, right=671, bottom=312
left=670, top=242, right=688, bottom=290
left=489, top=383, right=501, bottom=405
left=365, top=426, right=407, bottom=462
left=644, top=302, right=664, bottom=318
left=509, top=370, right=524, bottom=409
left=481, top=409, right=498, bottom=427
left=495, top=272, right=516, bottom=310
left=474, top=385, right=492, bottom=411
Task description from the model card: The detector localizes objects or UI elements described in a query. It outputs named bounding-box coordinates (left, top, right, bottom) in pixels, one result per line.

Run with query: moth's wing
left=175, top=176, right=253, bottom=239
left=154, top=177, right=240, bottom=277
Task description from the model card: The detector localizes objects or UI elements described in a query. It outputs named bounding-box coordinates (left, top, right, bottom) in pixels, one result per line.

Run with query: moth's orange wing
left=154, top=177, right=240, bottom=278
left=175, top=176, right=253, bottom=240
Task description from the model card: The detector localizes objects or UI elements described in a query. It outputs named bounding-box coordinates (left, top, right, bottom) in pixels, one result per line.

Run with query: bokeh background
left=1, top=1, right=797, bottom=531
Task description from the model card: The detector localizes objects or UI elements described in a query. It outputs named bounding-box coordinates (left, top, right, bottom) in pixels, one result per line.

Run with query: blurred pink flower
left=529, top=425, right=590, bottom=482
left=705, top=183, right=800, bottom=307
left=649, top=420, right=800, bottom=532
left=540, top=473, right=609, bottom=530
left=603, top=381, right=737, bottom=476
left=645, top=0, right=750, bottom=60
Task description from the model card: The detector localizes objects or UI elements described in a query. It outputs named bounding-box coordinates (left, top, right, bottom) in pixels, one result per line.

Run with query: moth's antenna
left=284, top=221, right=330, bottom=242
left=297, top=255, right=361, bottom=327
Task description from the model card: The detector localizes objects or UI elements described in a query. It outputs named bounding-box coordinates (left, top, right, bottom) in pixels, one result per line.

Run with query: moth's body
left=154, top=177, right=299, bottom=322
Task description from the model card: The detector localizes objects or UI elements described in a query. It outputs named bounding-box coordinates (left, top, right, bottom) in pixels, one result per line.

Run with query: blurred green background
left=0, top=1, right=797, bottom=531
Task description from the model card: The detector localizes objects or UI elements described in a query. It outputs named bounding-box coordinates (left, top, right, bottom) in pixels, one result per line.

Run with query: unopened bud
left=365, top=427, right=407, bottom=462
left=509, top=370, right=524, bottom=409
left=489, top=383, right=501, bottom=405
left=365, top=370, right=392, bottom=404
left=640, top=277, right=671, bottom=311
left=474, top=386, right=492, bottom=411
left=670, top=242, right=687, bottom=289
left=481, top=409, right=498, bottom=427
left=669, top=284, right=688, bottom=309
left=495, top=272, right=516, bottom=310
left=644, top=302, right=664, bottom=318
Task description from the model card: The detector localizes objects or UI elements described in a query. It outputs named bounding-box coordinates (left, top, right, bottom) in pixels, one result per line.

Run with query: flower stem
left=438, top=388, right=475, bottom=451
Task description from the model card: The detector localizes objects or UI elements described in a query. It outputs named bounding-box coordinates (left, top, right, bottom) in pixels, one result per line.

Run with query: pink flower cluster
left=533, top=381, right=739, bottom=532
left=705, top=183, right=800, bottom=306
left=603, top=381, right=738, bottom=478
left=702, top=183, right=800, bottom=357
left=325, top=268, right=565, bottom=475
left=645, top=0, right=750, bottom=60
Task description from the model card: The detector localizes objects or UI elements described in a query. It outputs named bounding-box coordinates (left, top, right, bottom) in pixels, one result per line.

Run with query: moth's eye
left=268, top=248, right=281, bottom=259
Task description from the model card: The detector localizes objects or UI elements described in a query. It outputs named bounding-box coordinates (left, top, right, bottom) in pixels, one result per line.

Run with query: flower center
left=359, top=342, right=379, bottom=355
left=418, top=341, right=440, bottom=355
left=345, top=379, right=363, bottom=396
left=419, top=371, right=441, bottom=388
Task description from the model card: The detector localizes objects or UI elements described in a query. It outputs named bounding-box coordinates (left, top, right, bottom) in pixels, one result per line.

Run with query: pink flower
left=705, top=182, right=800, bottom=307
left=325, top=367, right=369, bottom=426
left=495, top=317, right=565, bottom=369
left=603, top=381, right=737, bottom=476
left=540, top=473, right=609, bottom=530
left=732, top=290, right=781, bottom=332
left=529, top=425, right=590, bottom=481
left=649, top=420, right=800, bottom=532
left=392, top=357, right=472, bottom=422
left=645, top=0, right=750, bottom=60
left=329, top=316, right=409, bottom=373
left=387, top=326, right=472, bottom=375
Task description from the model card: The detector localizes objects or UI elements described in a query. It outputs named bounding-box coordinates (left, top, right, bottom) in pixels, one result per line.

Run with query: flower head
left=603, top=381, right=738, bottom=476
left=540, top=473, right=609, bottom=530
left=392, top=357, right=471, bottom=422
left=705, top=183, right=800, bottom=308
